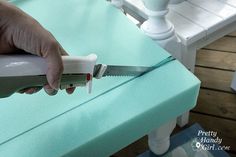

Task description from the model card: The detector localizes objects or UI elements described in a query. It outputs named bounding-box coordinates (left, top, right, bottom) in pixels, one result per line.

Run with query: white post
left=148, top=119, right=177, bottom=155
left=231, top=71, right=236, bottom=91
left=111, top=0, right=123, bottom=8
left=140, top=0, right=182, bottom=60
left=177, top=111, right=190, bottom=127
left=181, top=44, right=197, bottom=72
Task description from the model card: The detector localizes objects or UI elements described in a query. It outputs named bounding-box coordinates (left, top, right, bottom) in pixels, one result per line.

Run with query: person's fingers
left=44, top=84, right=58, bottom=96
left=25, top=88, right=37, bottom=94
left=59, top=47, right=77, bottom=94
left=25, top=87, right=42, bottom=94
left=17, top=90, right=25, bottom=94
left=66, top=87, right=76, bottom=94
left=43, top=43, right=64, bottom=90
left=17, top=87, right=42, bottom=94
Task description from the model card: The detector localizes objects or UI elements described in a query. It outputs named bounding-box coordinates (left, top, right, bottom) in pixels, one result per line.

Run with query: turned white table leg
left=182, top=44, right=197, bottom=73
left=177, top=111, right=189, bottom=127
left=177, top=45, right=198, bottom=127
left=231, top=71, right=236, bottom=91
left=148, top=119, right=176, bottom=155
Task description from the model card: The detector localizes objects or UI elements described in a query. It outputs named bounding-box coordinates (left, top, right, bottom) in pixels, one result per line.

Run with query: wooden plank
left=190, top=112, right=236, bottom=152
left=205, top=36, right=236, bottom=52
left=195, top=67, right=235, bottom=92
left=188, top=0, right=236, bottom=19
left=193, top=89, right=236, bottom=120
left=220, top=0, right=236, bottom=7
left=196, top=49, right=236, bottom=71
left=169, top=2, right=223, bottom=34
left=166, top=9, right=206, bottom=45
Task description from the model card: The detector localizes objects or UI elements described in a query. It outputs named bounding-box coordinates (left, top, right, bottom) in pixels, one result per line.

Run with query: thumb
left=44, top=44, right=66, bottom=90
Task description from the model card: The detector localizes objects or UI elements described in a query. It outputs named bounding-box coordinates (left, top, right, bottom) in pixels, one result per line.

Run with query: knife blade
left=93, top=56, right=175, bottom=78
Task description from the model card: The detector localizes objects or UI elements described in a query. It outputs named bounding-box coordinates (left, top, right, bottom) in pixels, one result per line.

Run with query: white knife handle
left=0, top=54, right=97, bottom=98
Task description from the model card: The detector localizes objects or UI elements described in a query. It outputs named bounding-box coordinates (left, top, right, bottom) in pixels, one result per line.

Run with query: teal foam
left=0, top=0, right=200, bottom=157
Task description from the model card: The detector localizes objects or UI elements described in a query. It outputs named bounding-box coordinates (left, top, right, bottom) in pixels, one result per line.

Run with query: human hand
left=0, top=1, right=75, bottom=95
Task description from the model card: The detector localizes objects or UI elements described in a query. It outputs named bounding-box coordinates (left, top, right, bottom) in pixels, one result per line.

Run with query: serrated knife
left=0, top=54, right=175, bottom=98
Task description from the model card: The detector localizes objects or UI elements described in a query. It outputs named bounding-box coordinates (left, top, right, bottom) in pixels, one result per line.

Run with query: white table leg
left=231, top=71, right=236, bottom=91
left=177, top=111, right=189, bottom=127
left=148, top=119, right=177, bottom=155
left=181, top=44, right=197, bottom=73
left=177, top=44, right=197, bottom=127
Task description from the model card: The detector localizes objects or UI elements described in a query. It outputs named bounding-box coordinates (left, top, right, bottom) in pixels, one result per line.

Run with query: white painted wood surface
left=166, top=10, right=205, bottom=45
left=189, top=0, right=236, bottom=19
left=221, top=0, right=236, bottom=7
left=169, top=2, right=223, bottom=35
left=124, top=0, right=236, bottom=46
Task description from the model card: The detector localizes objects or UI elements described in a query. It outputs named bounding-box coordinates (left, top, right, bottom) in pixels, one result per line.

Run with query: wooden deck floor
left=112, top=32, right=236, bottom=157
